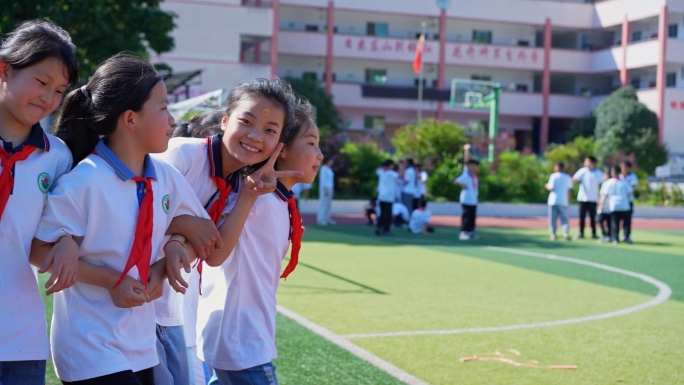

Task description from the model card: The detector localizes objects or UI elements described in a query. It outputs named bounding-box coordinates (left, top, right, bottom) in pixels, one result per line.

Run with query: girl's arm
left=204, top=189, right=257, bottom=267
left=29, top=236, right=80, bottom=296
left=166, top=215, right=223, bottom=260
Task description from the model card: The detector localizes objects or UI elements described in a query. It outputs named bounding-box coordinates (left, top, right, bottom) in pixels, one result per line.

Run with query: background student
left=408, top=200, right=434, bottom=234
left=572, top=156, right=604, bottom=239
left=375, top=159, right=398, bottom=235
left=401, top=158, right=417, bottom=211
left=620, top=160, right=637, bottom=243
left=545, top=162, right=572, bottom=240
left=0, top=19, right=77, bottom=385
left=455, top=144, right=480, bottom=240
left=317, top=158, right=335, bottom=225
left=597, top=167, right=612, bottom=243
left=599, top=165, right=633, bottom=245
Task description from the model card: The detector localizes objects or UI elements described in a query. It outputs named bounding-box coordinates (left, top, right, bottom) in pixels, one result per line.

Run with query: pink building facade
left=159, top=0, right=684, bottom=155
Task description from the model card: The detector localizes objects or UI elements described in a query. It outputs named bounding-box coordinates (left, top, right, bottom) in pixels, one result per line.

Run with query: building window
left=515, top=84, right=529, bottom=92
left=367, top=22, right=388, bottom=37
left=303, top=72, right=318, bottom=82
left=364, top=115, right=385, bottom=130
left=414, top=78, right=428, bottom=87
left=666, top=72, right=677, bottom=87
left=472, top=30, right=492, bottom=44
left=517, top=40, right=530, bottom=47
left=471, top=75, right=492, bottom=82
left=305, top=24, right=319, bottom=32
left=322, top=72, right=337, bottom=82
left=631, top=31, right=642, bottom=42
left=365, top=69, right=387, bottom=84
left=630, top=77, right=640, bottom=89
left=669, top=24, right=678, bottom=38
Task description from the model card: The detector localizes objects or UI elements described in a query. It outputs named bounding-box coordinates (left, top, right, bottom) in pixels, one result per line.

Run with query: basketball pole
left=417, top=22, right=426, bottom=122
left=487, top=84, right=501, bottom=162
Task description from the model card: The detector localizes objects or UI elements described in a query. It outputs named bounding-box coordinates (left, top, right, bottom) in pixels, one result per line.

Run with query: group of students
left=546, top=156, right=637, bottom=244
left=370, top=158, right=432, bottom=235
left=1, top=19, right=322, bottom=385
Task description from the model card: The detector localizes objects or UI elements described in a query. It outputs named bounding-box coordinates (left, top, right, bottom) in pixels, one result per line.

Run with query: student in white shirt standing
left=415, top=163, right=428, bottom=207
left=598, top=165, right=633, bottom=244
left=620, top=160, right=638, bottom=243
left=375, top=159, right=398, bottom=235
left=408, top=200, right=434, bottom=234
left=572, top=156, right=604, bottom=239
left=0, top=20, right=78, bottom=384
left=317, top=158, right=335, bottom=225
left=545, top=162, right=572, bottom=240
left=401, top=158, right=418, bottom=212
left=455, top=144, right=480, bottom=240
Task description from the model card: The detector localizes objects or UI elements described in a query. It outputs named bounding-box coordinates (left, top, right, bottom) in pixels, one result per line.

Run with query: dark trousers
left=461, top=204, right=477, bottom=233
left=624, top=202, right=633, bottom=238
left=611, top=211, right=629, bottom=242
left=412, top=197, right=421, bottom=212
left=393, top=214, right=407, bottom=227
left=62, top=368, right=154, bottom=385
left=379, top=201, right=393, bottom=233
left=578, top=201, right=598, bottom=237
left=365, top=208, right=376, bottom=225
left=598, top=212, right=611, bottom=237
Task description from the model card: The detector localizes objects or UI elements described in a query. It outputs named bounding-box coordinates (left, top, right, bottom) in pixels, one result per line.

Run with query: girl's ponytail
left=55, top=53, right=162, bottom=166
left=56, top=87, right=100, bottom=166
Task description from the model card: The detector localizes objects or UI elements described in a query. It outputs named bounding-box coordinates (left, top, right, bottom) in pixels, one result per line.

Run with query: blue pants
left=209, top=363, right=278, bottom=385
left=548, top=205, right=569, bottom=235
left=154, top=325, right=190, bottom=385
left=0, top=360, right=46, bottom=385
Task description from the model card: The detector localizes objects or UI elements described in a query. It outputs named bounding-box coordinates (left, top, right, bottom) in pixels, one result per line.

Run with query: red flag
left=412, top=34, right=425, bottom=74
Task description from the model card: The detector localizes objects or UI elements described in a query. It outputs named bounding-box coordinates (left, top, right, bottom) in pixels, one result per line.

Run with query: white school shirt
left=35, top=140, right=208, bottom=382
left=197, top=182, right=292, bottom=371
left=0, top=125, right=72, bottom=362
left=546, top=172, right=572, bottom=207
left=408, top=208, right=432, bottom=234
left=418, top=170, right=428, bottom=197
left=455, top=170, right=479, bottom=205
left=392, top=202, right=410, bottom=221
left=377, top=168, right=398, bottom=202
left=573, top=167, right=604, bottom=202
left=152, top=135, right=239, bottom=343
left=319, top=165, right=334, bottom=193
left=624, top=172, right=638, bottom=202
left=402, top=166, right=417, bottom=195
left=600, top=178, right=632, bottom=213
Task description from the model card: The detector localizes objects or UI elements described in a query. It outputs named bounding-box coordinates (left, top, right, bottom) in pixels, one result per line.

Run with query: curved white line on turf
left=277, top=305, right=429, bottom=385
left=343, top=246, right=672, bottom=339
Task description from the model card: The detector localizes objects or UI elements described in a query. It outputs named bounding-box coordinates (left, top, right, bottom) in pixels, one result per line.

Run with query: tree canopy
left=286, top=77, right=343, bottom=137
left=391, top=118, right=468, bottom=172
left=1, top=0, right=177, bottom=81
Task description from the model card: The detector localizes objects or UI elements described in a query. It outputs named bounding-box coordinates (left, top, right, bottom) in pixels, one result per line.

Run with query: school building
left=158, top=0, right=684, bottom=156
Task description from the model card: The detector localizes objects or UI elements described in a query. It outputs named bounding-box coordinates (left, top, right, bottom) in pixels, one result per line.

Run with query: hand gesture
left=464, top=143, right=472, bottom=151
left=145, top=261, right=166, bottom=302
left=164, top=240, right=192, bottom=294
left=243, top=143, right=303, bottom=198
left=108, top=275, right=147, bottom=308
left=172, top=215, right=223, bottom=260
left=40, top=236, right=79, bottom=296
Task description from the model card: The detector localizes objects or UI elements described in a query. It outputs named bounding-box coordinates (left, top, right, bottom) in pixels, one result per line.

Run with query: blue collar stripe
left=274, top=181, right=292, bottom=202
left=94, top=139, right=157, bottom=182
left=209, top=133, right=223, bottom=178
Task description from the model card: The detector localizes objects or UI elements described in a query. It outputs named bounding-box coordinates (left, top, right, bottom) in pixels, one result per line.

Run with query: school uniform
left=416, top=170, right=428, bottom=205
left=0, top=125, right=72, bottom=384
left=34, top=139, right=209, bottom=382
left=408, top=208, right=431, bottom=234
left=153, top=134, right=240, bottom=385
left=392, top=202, right=410, bottom=227
left=455, top=170, right=479, bottom=238
left=600, top=177, right=632, bottom=243
left=317, top=164, right=335, bottom=225
left=198, top=182, right=299, bottom=384
left=546, top=171, right=572, bottom=237
left=623, top=172, right=638, bottom=240
left=376, top=168, right=398, bottom=233
left=572, top=167, right=604, bottom=238
left=401, top=166, right=417, bottom=212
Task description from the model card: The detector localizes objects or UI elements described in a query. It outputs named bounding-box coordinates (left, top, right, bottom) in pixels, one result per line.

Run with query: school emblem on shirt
left=37, top=172, right=50, bottom=194
left=162, top=194, right=170, bottom=214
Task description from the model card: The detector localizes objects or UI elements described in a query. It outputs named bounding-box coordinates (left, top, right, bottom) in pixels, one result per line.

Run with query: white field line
left=342, top=246, right=672, bottom=339
left=277, top=305, right=429, bottom=385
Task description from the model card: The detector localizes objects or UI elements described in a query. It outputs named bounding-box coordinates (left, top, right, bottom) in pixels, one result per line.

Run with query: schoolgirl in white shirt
left=0, top=20, right=77, bottom=384
left=153, top=78, right=299, bottom=385
left=30, top=54, right=212, bottom=385
left=192, top=100, right=322, bottom=385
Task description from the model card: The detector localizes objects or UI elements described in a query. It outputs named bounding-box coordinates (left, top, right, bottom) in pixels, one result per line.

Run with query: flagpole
left=417, top=22, right=426, bottom=122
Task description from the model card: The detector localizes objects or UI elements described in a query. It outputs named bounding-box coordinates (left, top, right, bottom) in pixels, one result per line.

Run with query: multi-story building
left=158, top=0, right=684, bottom=155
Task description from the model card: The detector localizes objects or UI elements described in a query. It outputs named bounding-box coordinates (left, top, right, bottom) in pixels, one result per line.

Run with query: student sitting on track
left=392, top=202, right=410, bottom=228
left=408, top=200, right=434, bottom=234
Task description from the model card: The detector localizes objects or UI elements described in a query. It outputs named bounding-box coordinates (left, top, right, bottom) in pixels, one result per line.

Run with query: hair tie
left=80, top=85, right=91, bottom=100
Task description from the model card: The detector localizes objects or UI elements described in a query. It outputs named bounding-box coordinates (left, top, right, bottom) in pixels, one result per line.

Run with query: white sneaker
left=550, top=234, right=557, bottom=241
left=327, top=219, right=337, bottom=225
left=459, top=232, right=471, bottom=240
left=316, top=221, right=328, bottom=226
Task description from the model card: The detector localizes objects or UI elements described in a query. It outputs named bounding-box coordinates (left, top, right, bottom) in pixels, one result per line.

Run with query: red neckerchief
left=469, top=171, right=478, bottom=190
left=281, top=195, right=302, bottom=279
left=0, top=145, right=37, bottom=219
left=114, top=176, right=154, bottom=290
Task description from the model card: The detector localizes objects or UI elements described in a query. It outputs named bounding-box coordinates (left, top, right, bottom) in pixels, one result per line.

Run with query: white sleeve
left=168, top=169, right=211, bottom=220
left=35, top=176, right=88, bottom=242
left=572, top=168, right=584, bottom=180
left=455, top=172, right=467, bottom=185
left=154, top=141, right=190, bottom=176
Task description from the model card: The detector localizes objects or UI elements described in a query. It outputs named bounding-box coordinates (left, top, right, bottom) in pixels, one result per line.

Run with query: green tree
left=337, top=142, right=390, bottom=199
left=391, top=119, right=468, bottom=172
left=286, top=77, right=343, bottom=136
left=544, top=136, right=595, bottom=175
left=593, top=86, right=667, bottom=173
left=1, top=0, right=176, bottom=81
left=565, top=116, right=595, bottom=142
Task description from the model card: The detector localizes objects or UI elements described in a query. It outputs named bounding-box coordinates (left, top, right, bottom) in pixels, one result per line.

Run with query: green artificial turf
left=40, top=224, right=684, bottom=384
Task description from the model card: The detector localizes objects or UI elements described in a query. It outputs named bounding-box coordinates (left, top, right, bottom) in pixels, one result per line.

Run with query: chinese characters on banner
left=340, top=36, right=542, bottom=68
left=669, top=100, right=684, bottom=110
